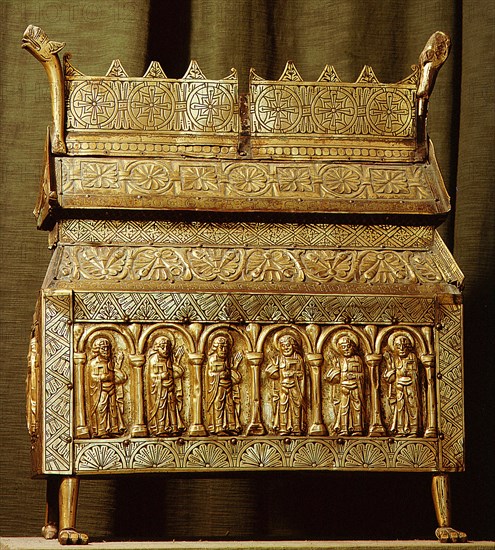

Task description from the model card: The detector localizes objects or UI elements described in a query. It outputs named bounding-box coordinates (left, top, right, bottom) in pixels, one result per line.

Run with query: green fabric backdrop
left=1, top=0, right=493, bottom=541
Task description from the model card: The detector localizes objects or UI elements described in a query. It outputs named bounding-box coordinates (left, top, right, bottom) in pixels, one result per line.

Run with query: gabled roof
left=23, top=25, right=451, bottom=227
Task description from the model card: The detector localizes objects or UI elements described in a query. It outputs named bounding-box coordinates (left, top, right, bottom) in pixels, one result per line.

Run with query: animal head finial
left=417, top=31, right=451, bottom=99
left=22, top=25, right=65, bottom=63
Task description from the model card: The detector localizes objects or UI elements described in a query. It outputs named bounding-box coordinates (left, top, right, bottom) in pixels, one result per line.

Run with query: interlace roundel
left=128, top=82, right=176, bottom=130
left=186, top=83, right=235, bottom=131
left=366, top=88, right=413, bottom=136
left=311, top=87, right=358, bottom=133
left=69, top=81, right=119, bottom=128
left=254, top=86, right=303, bottom=133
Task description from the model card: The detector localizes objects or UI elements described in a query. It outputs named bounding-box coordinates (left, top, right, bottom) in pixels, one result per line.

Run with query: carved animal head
left=417, top=31, right=451, bottom=98
left=22, top=25, right=65, bottom=62
left=419, top=31, right=451, bottom=69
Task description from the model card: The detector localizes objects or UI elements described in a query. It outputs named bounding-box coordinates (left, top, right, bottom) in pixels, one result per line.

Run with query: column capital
left=421, top=353, right=436, bottom=368
left=245, top=351, right=263, bottom=365
left=188, top=352, right=205, bottom=365
left=305, top=353, right=323, bottom=367
left=129, top=353, right=145, bottom=368
left=365, top=353, right=382, bottom=366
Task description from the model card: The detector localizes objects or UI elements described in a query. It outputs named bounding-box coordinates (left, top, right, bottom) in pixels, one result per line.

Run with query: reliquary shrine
left=22, top=25, right=466, bottom=544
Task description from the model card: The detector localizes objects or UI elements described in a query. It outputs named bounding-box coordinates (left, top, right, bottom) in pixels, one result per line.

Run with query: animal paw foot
left=41, top=522, right=58, bottom=539
left=435, top=526, right=468, bottom=543
left=58, top=528, right=89, bottom=545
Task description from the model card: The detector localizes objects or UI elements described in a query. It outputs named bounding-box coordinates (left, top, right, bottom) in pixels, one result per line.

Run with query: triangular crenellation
left=398, top=65, right=420, bottom=85
left=63, top=53, right=85, bottom=77
left=279, top=61, right=303, bottom=81
left=317, top=65, right=341, bottom=82
left=249, top=68, right=263, bottom=82
left=224, top=67, right=238, bottom=81
left=183, top=60, right=207, bottom=80
left=356, top=65, right=380, bottom=83
left=143, top=61, right=167, bottom=79
left=106, top=59, right=128, bottom=78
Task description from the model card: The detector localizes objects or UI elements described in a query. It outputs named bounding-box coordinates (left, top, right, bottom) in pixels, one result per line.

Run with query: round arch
left=316, top=325, right=373, bottom=355
left=256, top=323, right=313, bottom=353
left=77, top=323, right=136, bottom=354
left=197, top=323, right=253, bottom=354
left=375, top=325, right=428, bottom=355
left=138, top=322, right=196, bottom=355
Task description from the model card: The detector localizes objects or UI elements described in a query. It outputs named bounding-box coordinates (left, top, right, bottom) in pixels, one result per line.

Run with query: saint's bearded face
left=213, top=337, right=229, bottom=359
left=94, top=338, right=111, bottom=359
left=394, top=336, right=411, bottom=357
left=279, top=336, right=296, bottom=357
left=337, top=336, right=355, bottom=357
left=155, top=337, right=171, bottom=359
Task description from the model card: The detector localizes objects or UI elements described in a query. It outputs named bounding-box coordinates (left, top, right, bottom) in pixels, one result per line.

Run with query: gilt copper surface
left=22, top=25, right=466, bottom=544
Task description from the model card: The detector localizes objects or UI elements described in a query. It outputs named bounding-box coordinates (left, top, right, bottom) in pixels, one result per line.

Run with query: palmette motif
left=56, top=245, right=445, bottom=285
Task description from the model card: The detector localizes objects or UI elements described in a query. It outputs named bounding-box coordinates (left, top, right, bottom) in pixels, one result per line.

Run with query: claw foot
left=58, top=529, right=89, bottom=545
left=435, top=527, right=468, bottom=543
left=41, top=522, right=58, bottom=539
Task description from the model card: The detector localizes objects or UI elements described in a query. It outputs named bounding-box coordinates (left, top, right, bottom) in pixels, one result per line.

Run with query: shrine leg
left=41, top=476, right=60, bottom=539
left=432, top=473, right=467, bottom=543
left=58, top=476, right=88, bottom=545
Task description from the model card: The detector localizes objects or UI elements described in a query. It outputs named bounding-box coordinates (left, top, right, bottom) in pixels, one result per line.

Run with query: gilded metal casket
left=23, top=25, right=466, bottom=544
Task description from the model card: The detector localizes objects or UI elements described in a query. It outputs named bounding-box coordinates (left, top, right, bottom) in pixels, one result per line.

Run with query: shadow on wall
left=146, top=0, right=191, bottom=78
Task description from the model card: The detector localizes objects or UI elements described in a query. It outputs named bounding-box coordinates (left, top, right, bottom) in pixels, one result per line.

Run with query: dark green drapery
left=1, top=0, right=493, bottom=541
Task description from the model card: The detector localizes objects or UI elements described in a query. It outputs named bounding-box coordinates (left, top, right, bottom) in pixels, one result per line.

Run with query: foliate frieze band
left=59, top=158, right=435, bottom=202
left=57, top=245, right=444, bottom=286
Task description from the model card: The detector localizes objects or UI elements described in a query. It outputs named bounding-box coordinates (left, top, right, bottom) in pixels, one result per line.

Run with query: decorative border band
left=75, top=437, right=440, bottom=472
left=73, top=292, right=436, bottom=325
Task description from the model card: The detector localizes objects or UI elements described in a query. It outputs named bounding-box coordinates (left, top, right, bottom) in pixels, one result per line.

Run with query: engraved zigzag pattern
left=438, top=304, right=464, bottom=470
left=59, top=219, right=433, bottom=249
left=73, top=293, right=435, bottom=324
left=44, top=294, right=72, bottom=473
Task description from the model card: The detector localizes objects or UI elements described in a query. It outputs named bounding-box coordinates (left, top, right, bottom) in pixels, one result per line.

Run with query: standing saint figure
left=383, top=332, right=421, bottom=437
left=206, top=334, right=243, bottom=436
left=266, top=333, right=306, bottom=436
left=146, top=335, right=185, bottom=436
left=87, top=337, right=127, bottom=437
left=325, top=332, right=365, bottom=436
